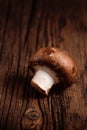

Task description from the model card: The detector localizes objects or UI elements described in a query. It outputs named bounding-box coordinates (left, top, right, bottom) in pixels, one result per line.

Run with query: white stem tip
left=31, top=69, right=55, bottom=95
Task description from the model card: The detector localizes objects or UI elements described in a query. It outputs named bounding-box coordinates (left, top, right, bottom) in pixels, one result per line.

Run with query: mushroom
left=29, top=47, right=78, bottom=95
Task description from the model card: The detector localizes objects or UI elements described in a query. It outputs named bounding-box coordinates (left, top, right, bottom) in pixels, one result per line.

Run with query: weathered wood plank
left=0, top=0, right=87, bottom=130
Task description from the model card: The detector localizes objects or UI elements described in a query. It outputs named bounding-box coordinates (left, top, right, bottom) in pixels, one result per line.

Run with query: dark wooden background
left=0, top=0, right=87, bottom=130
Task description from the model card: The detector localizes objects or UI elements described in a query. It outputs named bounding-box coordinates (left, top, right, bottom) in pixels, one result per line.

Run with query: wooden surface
left=0, top=0, right=87, bottom=130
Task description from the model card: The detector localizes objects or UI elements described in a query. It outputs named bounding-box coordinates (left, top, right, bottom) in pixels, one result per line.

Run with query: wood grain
left=0, top=0, right=87, bottom=130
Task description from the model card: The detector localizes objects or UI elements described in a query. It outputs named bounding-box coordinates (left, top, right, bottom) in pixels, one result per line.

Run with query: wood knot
left=21, top=107, right=41, bottom=130
left=26, top=110, right=40, bottom=120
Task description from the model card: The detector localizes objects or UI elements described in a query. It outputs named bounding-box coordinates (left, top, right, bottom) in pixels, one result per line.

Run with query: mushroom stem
left=31, top=69, right=55, bottom=95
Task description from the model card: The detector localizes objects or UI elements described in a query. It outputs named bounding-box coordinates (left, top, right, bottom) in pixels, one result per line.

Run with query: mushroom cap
left=29, top=47, right=78, bottom=85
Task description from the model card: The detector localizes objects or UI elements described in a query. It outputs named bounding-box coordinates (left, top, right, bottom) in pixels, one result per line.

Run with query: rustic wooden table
left=0, top=0, right=87, bottom=130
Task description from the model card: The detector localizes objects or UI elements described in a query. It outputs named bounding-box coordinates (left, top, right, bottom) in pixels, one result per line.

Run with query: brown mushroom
left=29, top=47, right=78, bottom=95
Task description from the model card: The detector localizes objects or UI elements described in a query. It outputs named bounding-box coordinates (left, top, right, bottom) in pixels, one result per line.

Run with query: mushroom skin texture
left=29, top=47, right=78, bottom=95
